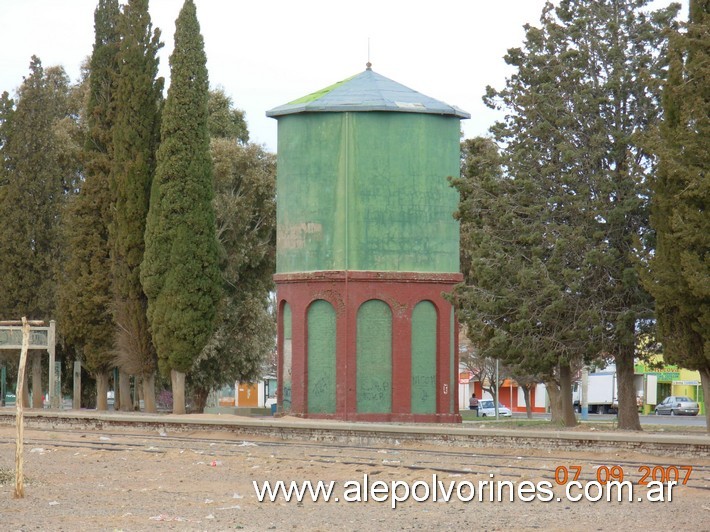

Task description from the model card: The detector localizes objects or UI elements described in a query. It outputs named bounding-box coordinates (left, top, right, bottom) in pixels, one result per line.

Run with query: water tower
left=267, top=65, right=468, bottom=422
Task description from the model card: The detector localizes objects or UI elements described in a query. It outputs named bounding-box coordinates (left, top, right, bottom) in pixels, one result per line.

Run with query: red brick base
left=275, top=271, right=463, bottom=423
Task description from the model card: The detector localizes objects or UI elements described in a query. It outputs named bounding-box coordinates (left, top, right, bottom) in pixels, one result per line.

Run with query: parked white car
left=478, top=400, right=512, bottom=417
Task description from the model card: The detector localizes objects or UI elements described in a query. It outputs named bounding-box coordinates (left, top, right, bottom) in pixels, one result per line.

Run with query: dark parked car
left=654, top=396, right=699, bottom=416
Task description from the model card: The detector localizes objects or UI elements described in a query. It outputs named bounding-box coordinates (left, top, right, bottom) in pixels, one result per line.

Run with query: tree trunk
left=483, top=384, right=498, bottom=405
left=699, top=367, right=710, bottom=434
left=559, top=363, right=577, bottom=427
left=31, top=353, right=43, bottom=408
left=119, top=370, right=132, bottom=412
left=171, top=369, right=186, bottom=415
left=112, top=370, right=120, bottom=410
left=72, top=360, right=82, bottom=410
left=95, top=371, right=109, bottom=411
left=545, top=377, right=562, bottom=424
left=192, top=387, right=209, bottom=414
left=142, top=372, right=157, bottom=413
left=522, top=385, right=533, bottom=419
left=616, top=348, right=641, bottom=430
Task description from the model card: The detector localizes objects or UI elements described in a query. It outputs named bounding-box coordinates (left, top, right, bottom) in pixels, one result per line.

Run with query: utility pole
left=581, top=366, right=589, bottom=421
left=495, top=358, right=499, bottom=419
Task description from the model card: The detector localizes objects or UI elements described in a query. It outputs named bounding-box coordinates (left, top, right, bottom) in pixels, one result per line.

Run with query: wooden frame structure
left=0, top=320, right=57, bottom=408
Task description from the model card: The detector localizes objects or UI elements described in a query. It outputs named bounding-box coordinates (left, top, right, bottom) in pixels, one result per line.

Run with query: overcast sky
left=0, top=0, right=686, bottom=152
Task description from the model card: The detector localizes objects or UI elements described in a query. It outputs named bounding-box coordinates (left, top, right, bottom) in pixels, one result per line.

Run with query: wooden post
left=1, top=365, right=6, bottom=407
left=73, top=360, right=82, bottom=409
left=14, top=317, right=30, bottom=498
left=48, top=320, right=57, bottom=409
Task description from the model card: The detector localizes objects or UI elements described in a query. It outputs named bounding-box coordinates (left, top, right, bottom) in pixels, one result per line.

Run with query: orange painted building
left=459, top=371, right=547, bottom=413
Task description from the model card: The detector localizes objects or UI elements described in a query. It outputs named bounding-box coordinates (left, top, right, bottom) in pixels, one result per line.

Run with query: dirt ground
left=0, top=424, right=709, bottom=531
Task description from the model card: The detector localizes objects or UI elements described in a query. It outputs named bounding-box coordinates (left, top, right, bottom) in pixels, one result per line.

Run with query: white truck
left=572, top=372, right=618, bottom=414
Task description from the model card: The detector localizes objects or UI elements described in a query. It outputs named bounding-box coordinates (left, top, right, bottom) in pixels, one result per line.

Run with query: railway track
left=1, top=410, right=708, bottom=459
left=3, top=426, right=709, bottom=493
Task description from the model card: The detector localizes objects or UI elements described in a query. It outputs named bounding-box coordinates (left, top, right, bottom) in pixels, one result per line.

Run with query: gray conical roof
left=266, top=67, right=469, bottom=119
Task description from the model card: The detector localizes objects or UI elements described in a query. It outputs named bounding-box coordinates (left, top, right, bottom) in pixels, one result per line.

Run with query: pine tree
left=480, top=0, right=679, bottom=429
left=207, top=88, right=249, bottom=144
left=58, top=0, right=121, bottom=411
left=452, top=138, right=589, bottom=426
left=111, top=0, right=164, bottom=412
left=141, top=0, right=221, bottom=414
left=647, top=0, right=710, bottom=431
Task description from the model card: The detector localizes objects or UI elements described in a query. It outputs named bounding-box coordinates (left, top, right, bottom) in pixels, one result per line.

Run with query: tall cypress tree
left=0, top=58, right=79, bottom=407
left=188, top=89, right=276, bottom=412
left=111, top=0, right=163, bottom=412
left=647, top=0, right=710, bottom=431
left=141, top=0, right=221, bottom=414
left=58, top=0, right=122, bottom=410
left=0, top=58, right=75, bottom=320
left=0, top=91, right=12, bottom=206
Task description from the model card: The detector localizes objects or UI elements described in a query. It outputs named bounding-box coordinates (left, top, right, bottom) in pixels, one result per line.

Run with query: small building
left=458, top=369, right=547, bottom=413
left=635, top=360, right=705, bottom=415
left=213, top=377, right=278, bottom=410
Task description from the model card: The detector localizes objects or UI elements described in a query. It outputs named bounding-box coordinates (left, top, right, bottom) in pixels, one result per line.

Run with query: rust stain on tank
left=278, top=222, right=323, bottom=250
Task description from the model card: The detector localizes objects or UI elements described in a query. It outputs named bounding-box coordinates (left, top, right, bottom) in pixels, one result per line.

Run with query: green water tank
left=267, top=67, right=469, bottom=274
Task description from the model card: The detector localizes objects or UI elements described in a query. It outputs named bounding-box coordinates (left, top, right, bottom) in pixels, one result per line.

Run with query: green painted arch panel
left=276, top=112, right=460, bottom=273
left=307, top=300, right=336, bottom=414
left=356, top=299, right=392, bottom=413
left=281, top=302, right=292, bottom=412
left=411, top=301, right=437, bottom=414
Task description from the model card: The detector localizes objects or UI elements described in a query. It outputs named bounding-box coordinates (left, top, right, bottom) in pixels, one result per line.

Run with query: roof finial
left=366, top=37, right=372, bottom=70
